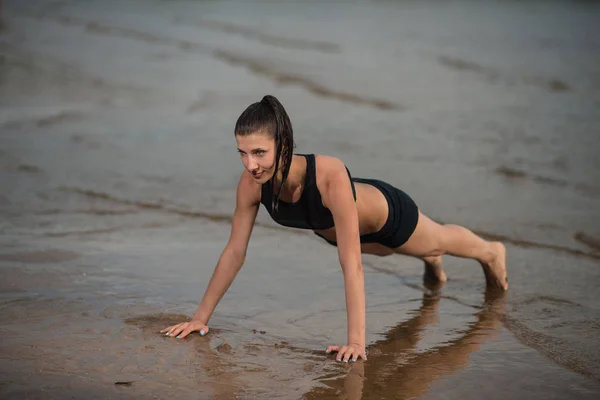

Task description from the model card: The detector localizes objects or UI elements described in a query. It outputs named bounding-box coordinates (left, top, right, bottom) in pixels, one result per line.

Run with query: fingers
left=159, top=322, right=209, bottom=339
left=337, top=346, right=349, bottom=362
left=177, top=326, right=193, bottom=339
left=325, top=345, right=367, bottom=363
left=160, top=323, right=182, bottom=337
left=359, top=350, right=367, bottom=361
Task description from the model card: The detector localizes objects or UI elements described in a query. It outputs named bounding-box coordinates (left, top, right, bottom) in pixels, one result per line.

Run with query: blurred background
left=1, top=0, right=599, bottom=398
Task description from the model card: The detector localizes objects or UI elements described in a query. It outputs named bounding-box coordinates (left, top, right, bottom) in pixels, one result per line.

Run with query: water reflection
left=304, top=284, right=506, bottom=399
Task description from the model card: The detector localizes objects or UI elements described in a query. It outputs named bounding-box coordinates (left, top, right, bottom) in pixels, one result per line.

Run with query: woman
left=161, top=95, right=507, bottom=363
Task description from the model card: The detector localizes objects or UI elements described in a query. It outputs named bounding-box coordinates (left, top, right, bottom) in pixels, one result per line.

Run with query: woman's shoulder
left=312, top=154, right=351, bottom=194
left=313, top=154, right=347, bottom=174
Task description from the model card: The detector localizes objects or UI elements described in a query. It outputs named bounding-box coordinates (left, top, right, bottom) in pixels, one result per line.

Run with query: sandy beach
left=1, top=0, right=600, bottom=398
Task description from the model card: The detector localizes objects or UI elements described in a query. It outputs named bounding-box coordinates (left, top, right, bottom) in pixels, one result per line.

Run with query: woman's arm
left=318, top=156, right=367, bottom=362
left=162, top=171, right=260, bottom=338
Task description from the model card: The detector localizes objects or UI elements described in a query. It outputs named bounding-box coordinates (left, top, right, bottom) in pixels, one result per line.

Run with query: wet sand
left=1, top=0, right=600, bottom=398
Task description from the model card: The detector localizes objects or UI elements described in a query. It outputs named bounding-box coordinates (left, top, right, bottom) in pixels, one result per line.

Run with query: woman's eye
left=256, top=150, right=265, bottom=156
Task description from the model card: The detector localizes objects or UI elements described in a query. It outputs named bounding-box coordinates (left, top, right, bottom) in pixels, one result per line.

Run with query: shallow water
left=1, top=0, right=599, bottom=398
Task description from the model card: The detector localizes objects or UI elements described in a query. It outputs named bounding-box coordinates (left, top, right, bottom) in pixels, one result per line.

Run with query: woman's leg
left=396, top=211, right=508, bottom=290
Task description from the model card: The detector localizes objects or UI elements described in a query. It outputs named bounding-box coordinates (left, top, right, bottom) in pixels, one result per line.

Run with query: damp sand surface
left=1, top=0, right=600, bottom=398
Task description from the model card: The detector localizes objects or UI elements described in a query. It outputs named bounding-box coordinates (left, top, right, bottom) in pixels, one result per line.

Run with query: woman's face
left=236, top=132, right=277, bottom=184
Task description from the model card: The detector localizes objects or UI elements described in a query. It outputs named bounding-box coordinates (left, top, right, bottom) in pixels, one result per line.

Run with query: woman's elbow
left=222, top=246, right=246, bottom=268
left=340, top=256, right=363, bottom=277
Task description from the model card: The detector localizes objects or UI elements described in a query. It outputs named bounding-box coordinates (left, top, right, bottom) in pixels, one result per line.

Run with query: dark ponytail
left=234, top=95, right=295, bottom=212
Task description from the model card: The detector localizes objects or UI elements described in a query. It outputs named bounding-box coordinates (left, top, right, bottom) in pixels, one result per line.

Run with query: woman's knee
left=422, top=254, right=443, bottom=264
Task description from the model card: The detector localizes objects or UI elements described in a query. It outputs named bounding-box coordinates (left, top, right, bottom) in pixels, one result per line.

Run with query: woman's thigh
left=394, top=211, right=445, bottom=258
left=358, top=212, right=445, bottom=258
left=360, top=242, right=395, bottom=257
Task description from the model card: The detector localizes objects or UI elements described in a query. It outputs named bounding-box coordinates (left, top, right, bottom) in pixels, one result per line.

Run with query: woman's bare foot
left=480, top=242, right=508, bottom=290
left=422, top=255, right=447, bottom=283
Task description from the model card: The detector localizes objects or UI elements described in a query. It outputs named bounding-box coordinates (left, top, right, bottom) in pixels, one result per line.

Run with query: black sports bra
left=260, top=154, right=357, bottom=230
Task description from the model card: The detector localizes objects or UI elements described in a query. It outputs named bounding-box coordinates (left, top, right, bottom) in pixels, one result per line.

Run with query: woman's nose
left=247, top=156, right=258, bottom=170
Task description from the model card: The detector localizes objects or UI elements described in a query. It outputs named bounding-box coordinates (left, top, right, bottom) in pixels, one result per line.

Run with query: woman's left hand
left=326, top=343, right=367, bottom=362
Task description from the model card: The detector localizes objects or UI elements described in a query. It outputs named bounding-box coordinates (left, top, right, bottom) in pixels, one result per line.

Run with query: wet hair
left=234, top=95, right=296, bottom=212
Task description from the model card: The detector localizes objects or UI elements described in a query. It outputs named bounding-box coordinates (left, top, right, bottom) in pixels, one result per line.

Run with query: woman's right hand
left=161, top=320, right=209, bottom=339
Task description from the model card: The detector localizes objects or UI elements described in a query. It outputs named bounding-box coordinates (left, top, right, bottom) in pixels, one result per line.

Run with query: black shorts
left=315, top=178, right=419, bottom=249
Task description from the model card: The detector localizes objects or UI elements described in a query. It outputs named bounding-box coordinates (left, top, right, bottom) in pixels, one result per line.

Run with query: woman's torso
left=260, top=154, right=388, bottom=241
